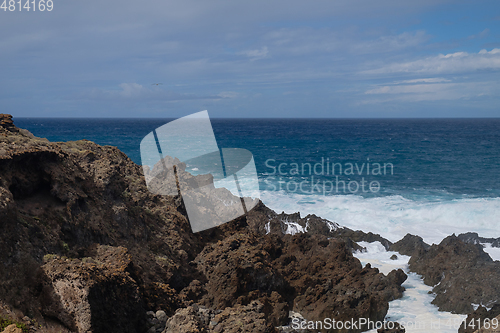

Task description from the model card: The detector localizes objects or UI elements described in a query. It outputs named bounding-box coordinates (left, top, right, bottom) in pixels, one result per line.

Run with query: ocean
left=16, top=117, right=500, bottom=245
left=15, top=117, right=500, bottom=332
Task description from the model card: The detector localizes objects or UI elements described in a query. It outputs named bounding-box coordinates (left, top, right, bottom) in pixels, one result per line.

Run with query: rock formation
left=0, top=114, right=407, bottom=332
left=388, top=234, right=430, bottom=257
left=408, top=235, right=500, bottom=314
left=458, top=232, right=500, bottom=248
left=459, top=305, right=500, bottom=333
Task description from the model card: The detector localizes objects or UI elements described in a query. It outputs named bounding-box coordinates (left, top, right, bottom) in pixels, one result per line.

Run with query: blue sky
left=1, top=0, right=499, bottom=118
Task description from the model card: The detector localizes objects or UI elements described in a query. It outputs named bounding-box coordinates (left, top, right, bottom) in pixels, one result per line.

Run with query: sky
left=1, top=0, right=500, bottom=118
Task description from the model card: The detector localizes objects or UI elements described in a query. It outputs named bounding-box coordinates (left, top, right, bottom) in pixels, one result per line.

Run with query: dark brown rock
left=193, top=232, right=291, bottom=327
left=458, top=305, right=500, bottom=333
left=246, top=202, right=392, bottom=252
left=458, top=232, right=500, bottom=248
left=278, top=234, right=406, bottom=331
left=409, top=235, right=500, bottom=314
left=162, top=301, right=276, bottom=333
left=162, top=306, right=207, bottom=333
left=0, top=115, right=407, bottom=333
left=389, top=234, right=430, bottom=257
left=39, top=245, right=147, bottom=333
left=0, top=114, right=16, bottom=132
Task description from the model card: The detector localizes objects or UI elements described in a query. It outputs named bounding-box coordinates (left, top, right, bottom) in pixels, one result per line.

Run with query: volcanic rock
left=409, top=235, right=500, bottom=314
left=0, top=115, right=408, bottom=332
left=389, top=234, right=430, bottom=257
left=246, top=202, right=392, bottom=252
left=458, top=232, right=500, bottom=248
left=39, top=245, right=146, bottom=333
left=458, top=305, right=500, bottom=333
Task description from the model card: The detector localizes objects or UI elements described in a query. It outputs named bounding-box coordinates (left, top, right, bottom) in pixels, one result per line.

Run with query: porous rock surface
left=408, top=235, right=500, bottom=314
left=388, top=234, right=430, bottom=257
left=0, top=114, right=407, bottom=333
left=459, top=305, right=500, bottom=333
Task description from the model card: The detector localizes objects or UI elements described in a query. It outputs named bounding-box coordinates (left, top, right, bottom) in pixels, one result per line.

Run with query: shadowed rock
left=0, top=115, right=407, bottom=333
left=409, top=235, right=500, bottom=314
left=389, top=234, right=430, bottom=257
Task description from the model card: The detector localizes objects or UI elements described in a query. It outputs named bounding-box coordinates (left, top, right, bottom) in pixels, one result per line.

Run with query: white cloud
left=394, top=78, right=451, bottom=84
left=363, top=48, right=500, bottom=75
left=362, top=80, right=500, bottom=103
left=84, top=83, right=224, bottom=101
left=238, top=46, right=269, bottom=60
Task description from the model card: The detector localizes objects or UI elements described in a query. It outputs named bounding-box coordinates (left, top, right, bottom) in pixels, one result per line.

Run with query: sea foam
left=261, top=191, right=500, bottom=245
left=354, top=242, right=466, bottom=333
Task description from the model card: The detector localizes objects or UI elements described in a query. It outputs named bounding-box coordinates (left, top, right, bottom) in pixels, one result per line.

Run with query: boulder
left=389, top=234, right=430, bottom=257
left=39, top=245, right=146, bottom=333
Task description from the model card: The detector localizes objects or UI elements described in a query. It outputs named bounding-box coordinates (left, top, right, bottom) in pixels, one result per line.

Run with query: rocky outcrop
left=39, top=245, right=147, bottom=333
left=458, top=232, right=500, bottom=248
left=389, top=234, right=430, bottom=257
left=408, top=235, right=500, bottom=314
left=162, top=301, right=273, bottom=333
left=0, top=114, right=17, bottom=133
left=191, top=231, right=407, bottom=332
left=192, top=232, right=290, bottom=327
left=246, top=201, right=392, bottom=251
left=0, top=115, right=408, bottom=332
left=276, top=234, right=406, bottom=329
left=459, top=305, right=500, bottom=333
left=473, top=314, right=500, bottom=333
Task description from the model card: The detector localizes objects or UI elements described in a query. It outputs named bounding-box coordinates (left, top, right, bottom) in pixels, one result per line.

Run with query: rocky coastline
left=0, top=114, right=499, bottom=333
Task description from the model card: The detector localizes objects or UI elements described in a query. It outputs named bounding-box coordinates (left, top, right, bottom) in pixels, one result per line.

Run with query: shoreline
left=1, top=114, right=500, bottom=333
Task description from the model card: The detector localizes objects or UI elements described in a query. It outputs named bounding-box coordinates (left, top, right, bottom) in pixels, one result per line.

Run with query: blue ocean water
left=15, top=117, right=500, bottom=243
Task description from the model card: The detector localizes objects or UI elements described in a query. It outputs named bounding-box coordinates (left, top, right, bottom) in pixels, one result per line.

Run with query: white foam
left=353, top=242, right=467, bottom=333
left=482, top=243, right=500, bottom=261
left=282, top=219, right=305, bottom=235
left=261, top=191, right=500, bottom=245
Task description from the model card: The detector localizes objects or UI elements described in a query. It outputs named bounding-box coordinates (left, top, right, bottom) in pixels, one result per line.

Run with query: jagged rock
left=193, top=232, right=290, bottom=327
left=246, top=201, right=392, bottom=252
left=210, top=301, right=275, bottom=333
left=39, top=245, right=146, bottom=333
left=0, top=115, right=407, bottom=332
left=409, top=235, right=500, bottom=313
left=163, top=301, right=274, bottom=333
left=0, top=115, right=201, bottom=327
left=0, top=114, right=16, bottom=132
left=458, top=232, right=500, bottom=248
left=279, top=234, right=406, bottom=329
left=389, top=234, right=430, bottom=257
left=472, top=313, right=500, bottom=333
left=459, top=305, right=500, bottom=333
left=193, top=231, right=407, bottom=330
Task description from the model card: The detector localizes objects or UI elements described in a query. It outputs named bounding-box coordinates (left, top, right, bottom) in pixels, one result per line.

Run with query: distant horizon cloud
left=362, top=48, right=500, bottom=75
